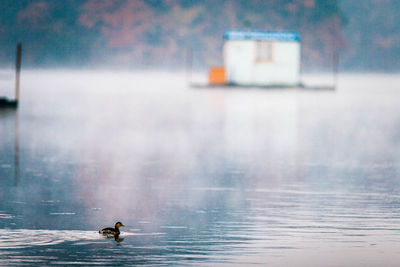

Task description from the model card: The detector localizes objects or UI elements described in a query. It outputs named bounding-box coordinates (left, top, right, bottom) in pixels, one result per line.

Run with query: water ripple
left=0, top=229, right=99, bottom=249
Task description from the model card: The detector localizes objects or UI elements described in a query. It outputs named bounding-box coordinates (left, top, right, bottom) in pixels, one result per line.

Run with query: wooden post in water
left=15, top=43, right=22, bottom=103
left=331, top=16, right=339, bottom=91
left=333, top=46, right=339, bottom=91
left=185, top=46, right=193, bottom=86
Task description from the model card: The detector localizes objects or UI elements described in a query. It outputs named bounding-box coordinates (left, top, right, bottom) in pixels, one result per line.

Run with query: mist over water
left=1, top=71, right=400, bottom=266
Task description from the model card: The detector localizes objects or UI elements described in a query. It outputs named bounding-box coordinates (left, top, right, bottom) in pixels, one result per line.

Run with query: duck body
left=99, top=221, right=124, bottom=236
left=99, top=227, right=120, bottom=235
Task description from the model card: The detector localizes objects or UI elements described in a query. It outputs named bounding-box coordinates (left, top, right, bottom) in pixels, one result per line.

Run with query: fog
left=1, top=71, right=400, bottom=265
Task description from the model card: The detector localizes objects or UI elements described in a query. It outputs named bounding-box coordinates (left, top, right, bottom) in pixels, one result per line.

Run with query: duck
left=99, top=221, right=125, bottom=236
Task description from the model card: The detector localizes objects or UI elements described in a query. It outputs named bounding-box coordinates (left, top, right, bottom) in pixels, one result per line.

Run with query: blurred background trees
left=0, top=0, right=398, bottom=71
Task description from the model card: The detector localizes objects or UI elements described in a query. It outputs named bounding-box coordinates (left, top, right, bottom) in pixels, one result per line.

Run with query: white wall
left=224, top=40, right=300, bottom=86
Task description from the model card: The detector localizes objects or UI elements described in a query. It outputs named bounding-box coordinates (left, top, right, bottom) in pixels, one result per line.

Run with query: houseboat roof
left=224, top=30, right=300, bottom=42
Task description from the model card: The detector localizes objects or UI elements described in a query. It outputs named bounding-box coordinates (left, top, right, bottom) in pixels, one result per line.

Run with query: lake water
left=1, top=71, right=400, bottom=266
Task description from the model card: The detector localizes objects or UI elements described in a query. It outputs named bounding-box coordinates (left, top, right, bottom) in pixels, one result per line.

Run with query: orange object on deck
left=208, top=67, right=226, bottom=85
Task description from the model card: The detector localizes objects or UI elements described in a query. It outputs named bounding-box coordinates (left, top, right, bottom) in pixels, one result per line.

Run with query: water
left=1, top=71, right=400, bottom=266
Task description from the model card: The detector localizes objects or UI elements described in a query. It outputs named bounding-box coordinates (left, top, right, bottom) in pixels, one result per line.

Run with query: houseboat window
left=256, top=41, right=273, bottom=62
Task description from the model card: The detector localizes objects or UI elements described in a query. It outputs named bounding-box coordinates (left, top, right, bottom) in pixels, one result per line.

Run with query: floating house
left=209, top=30, right=301, bottom=87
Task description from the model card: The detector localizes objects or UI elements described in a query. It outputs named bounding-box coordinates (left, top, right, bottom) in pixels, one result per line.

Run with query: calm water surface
left=1, top=71, right=400, bottom=266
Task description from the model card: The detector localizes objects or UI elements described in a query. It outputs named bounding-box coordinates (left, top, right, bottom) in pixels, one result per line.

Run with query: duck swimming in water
left=99, top=221, right=124, bottom=236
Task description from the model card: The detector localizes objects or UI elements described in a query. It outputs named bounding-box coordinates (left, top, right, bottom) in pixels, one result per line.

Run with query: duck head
left=115, top=222, right=125, bottom=229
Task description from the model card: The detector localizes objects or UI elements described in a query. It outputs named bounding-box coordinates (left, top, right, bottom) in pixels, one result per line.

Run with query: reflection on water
left=1, top=71, right=400, bottom=266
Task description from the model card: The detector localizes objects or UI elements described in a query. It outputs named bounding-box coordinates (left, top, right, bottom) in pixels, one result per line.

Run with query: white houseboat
left=222, top=30, right=301, bottom=87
